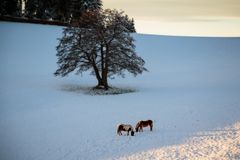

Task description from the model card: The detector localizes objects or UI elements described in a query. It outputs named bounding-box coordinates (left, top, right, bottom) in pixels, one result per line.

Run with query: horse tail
left=117, top=124, right=122, bottom=135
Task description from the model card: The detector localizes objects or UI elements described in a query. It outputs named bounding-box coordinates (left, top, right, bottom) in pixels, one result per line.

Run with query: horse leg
left=150, top=124, right=153, bottom=131
left=127, top=128, right=132, bottom=136
left=118, top=130, right=123, bottom=135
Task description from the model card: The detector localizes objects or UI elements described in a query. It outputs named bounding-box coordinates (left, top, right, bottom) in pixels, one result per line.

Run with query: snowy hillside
left=0, top=22, right=240, bottom=160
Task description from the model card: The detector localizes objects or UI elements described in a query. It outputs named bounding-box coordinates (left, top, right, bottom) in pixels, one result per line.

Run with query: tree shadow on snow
left=60, top=84, right=137, bottom=95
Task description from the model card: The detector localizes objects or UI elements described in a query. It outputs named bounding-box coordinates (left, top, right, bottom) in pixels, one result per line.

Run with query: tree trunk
left=91, top=59, right=105, bottom=89
left=95, top=44, right=108, bottom=90
left=102, top=75, right=109, bottom=90
left=102, top=44, right=109, bottom=90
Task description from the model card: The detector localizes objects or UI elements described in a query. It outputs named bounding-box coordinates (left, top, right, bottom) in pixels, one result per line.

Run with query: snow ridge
left=116, top=122, right=240, bottom=160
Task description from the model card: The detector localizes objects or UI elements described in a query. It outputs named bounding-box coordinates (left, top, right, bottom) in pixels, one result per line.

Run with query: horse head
left=135, top=121, right=142, bottom=132
left=135, top=127, right=139, bottom=132
left=131, top=130, right=134, bottom=136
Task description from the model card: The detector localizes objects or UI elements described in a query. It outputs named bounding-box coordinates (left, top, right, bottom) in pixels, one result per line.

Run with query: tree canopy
left=55, top=9, right=146, bottom=90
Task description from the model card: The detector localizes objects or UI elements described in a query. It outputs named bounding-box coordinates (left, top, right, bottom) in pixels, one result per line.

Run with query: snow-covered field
left=0, top=22, right=240, bottom=160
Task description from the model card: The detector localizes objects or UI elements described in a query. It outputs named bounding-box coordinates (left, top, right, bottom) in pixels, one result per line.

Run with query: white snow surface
left=0, top=22, right=240, bottom=160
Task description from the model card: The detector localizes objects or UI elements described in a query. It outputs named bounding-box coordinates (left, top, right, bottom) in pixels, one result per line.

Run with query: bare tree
left=55, top=9, right=147, bottom=90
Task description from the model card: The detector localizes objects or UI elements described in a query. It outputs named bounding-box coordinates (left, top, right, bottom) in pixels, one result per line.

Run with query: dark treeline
left=0, top=0, right=102, bottom=23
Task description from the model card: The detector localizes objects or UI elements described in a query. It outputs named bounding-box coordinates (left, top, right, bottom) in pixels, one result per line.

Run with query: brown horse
left=135, top=120, right=153, bottom=132
left=117, top=124, right=134, bottom=136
